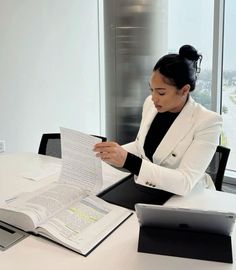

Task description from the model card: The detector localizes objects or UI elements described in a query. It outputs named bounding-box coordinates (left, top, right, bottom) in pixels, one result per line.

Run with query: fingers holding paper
left=93, top=142, right=128, bottom=168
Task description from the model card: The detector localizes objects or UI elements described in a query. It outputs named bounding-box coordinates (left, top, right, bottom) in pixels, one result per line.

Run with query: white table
left=1, top=153, right=236, bottom=270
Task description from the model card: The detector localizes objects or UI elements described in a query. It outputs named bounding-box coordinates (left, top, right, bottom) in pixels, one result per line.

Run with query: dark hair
left=153, top=45, right=202, bottom=91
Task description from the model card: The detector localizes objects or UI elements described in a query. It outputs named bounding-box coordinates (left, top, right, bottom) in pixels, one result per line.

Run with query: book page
left=0, top=182, right=85, bottom=231
left=37, top=195, right=131, bottom=255
left=60, top=127, right=102, bottom=194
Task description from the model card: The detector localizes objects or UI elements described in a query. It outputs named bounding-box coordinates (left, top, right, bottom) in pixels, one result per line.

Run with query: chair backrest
left=206, top=145, right=230, bottom=191
left=38, top=133, right=61, bottom=158
left=38, top=133, right=107, bottom=159
left=91, top=135, right=107, bottom=142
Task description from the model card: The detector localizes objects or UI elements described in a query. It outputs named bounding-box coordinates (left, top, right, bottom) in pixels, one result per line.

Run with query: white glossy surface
left=1, top=153, right=236, bottom=270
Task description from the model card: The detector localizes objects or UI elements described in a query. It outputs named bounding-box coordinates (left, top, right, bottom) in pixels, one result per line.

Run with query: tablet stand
left=138, top=225, right=233, bottom=263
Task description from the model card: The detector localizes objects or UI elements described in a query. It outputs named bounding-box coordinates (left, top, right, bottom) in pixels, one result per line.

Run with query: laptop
left=135, top=203, right=236, bottom=235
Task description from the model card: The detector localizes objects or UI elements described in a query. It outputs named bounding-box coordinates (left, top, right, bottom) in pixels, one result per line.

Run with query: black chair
left=38, top=133, right=107, bottom=159
left=38, top=133, right=62, bottom=158
left=206, top=145, right=230, bottom=191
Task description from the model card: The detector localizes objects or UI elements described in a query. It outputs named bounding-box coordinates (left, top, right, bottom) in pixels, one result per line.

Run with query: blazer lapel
left=152, top=97, right=196, bottom=164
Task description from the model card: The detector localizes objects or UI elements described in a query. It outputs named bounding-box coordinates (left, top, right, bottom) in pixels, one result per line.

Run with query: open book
left=0, top=128, right=131, bottom=255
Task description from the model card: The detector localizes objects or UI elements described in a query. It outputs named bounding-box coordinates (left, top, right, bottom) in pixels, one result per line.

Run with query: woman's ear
left=180, top=84, right=190, bottom=96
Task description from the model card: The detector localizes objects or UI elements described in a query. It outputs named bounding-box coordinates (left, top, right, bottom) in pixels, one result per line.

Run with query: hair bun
left=179, top=45, right=200, bottom=61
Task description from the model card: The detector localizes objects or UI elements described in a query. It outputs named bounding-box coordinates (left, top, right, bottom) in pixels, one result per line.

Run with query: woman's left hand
left=93, top=141, right=128, bottom=167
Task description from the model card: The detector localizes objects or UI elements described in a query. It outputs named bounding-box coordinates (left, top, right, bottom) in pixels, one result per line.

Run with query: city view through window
left=168, top=0, right=236, bottom=175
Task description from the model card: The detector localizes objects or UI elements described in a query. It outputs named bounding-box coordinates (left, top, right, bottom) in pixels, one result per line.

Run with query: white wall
left=0, top=0, right=103, bottom=153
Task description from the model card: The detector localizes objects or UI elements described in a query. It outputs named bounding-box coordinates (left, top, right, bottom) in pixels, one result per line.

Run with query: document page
left=21, top=163, right=61, bottom=182
left=37, top=195, right=131, bottom=254
left=101, top=161, right=131, bottom=191
left=60, top=127, right=103, bottom=194
left=1, top=182, right=85, bottom=231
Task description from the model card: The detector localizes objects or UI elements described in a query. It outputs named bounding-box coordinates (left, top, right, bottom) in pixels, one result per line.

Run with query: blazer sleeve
left=135, top=112, right=223, bottom=196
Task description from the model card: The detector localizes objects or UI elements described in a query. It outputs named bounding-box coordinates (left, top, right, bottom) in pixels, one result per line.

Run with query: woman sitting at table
left=94, top=44, right=222, bottom=196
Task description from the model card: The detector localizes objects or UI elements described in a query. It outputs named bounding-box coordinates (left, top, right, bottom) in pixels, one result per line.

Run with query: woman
left=94, top=45, right=222, bottom=196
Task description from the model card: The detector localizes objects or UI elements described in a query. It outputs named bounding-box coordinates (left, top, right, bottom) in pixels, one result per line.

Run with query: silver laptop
left=135, top=203, right=236, bottom=235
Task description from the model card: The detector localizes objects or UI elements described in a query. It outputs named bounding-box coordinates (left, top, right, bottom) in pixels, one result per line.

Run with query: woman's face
left=149, top=70, right=189, bottom=113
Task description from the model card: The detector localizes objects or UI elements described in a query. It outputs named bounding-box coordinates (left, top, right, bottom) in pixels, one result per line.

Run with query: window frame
left=214, top=0, right=236, bottom=182
left=211, top=0, right=224, bottom=113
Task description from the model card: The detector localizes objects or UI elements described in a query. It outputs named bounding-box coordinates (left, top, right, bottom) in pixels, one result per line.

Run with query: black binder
left=138, top=225, right=233, bottom=263
left=98, top=175, right=173, bottom=210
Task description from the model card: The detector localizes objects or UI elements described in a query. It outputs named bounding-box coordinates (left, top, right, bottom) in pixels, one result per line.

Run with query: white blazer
left=123, top=95, right=223, bottom=195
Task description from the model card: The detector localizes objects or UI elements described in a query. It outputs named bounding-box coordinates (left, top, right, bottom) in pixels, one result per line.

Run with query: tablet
left=135, top=203, right=236, bottom=235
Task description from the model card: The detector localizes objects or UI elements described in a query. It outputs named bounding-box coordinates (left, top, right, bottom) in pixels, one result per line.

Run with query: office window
left=222, top=0, right=236, bottom=172
left=167, top=0, right=236, bottom=176
left=167, top=0, right=214, bottom=109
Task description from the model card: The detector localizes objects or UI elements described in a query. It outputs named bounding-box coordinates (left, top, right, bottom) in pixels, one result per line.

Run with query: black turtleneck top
left=123, top=111, right=180, bottom=175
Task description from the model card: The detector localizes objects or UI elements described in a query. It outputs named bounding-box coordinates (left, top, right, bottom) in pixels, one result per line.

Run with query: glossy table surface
left=1, top=152, right=236, bottom=270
